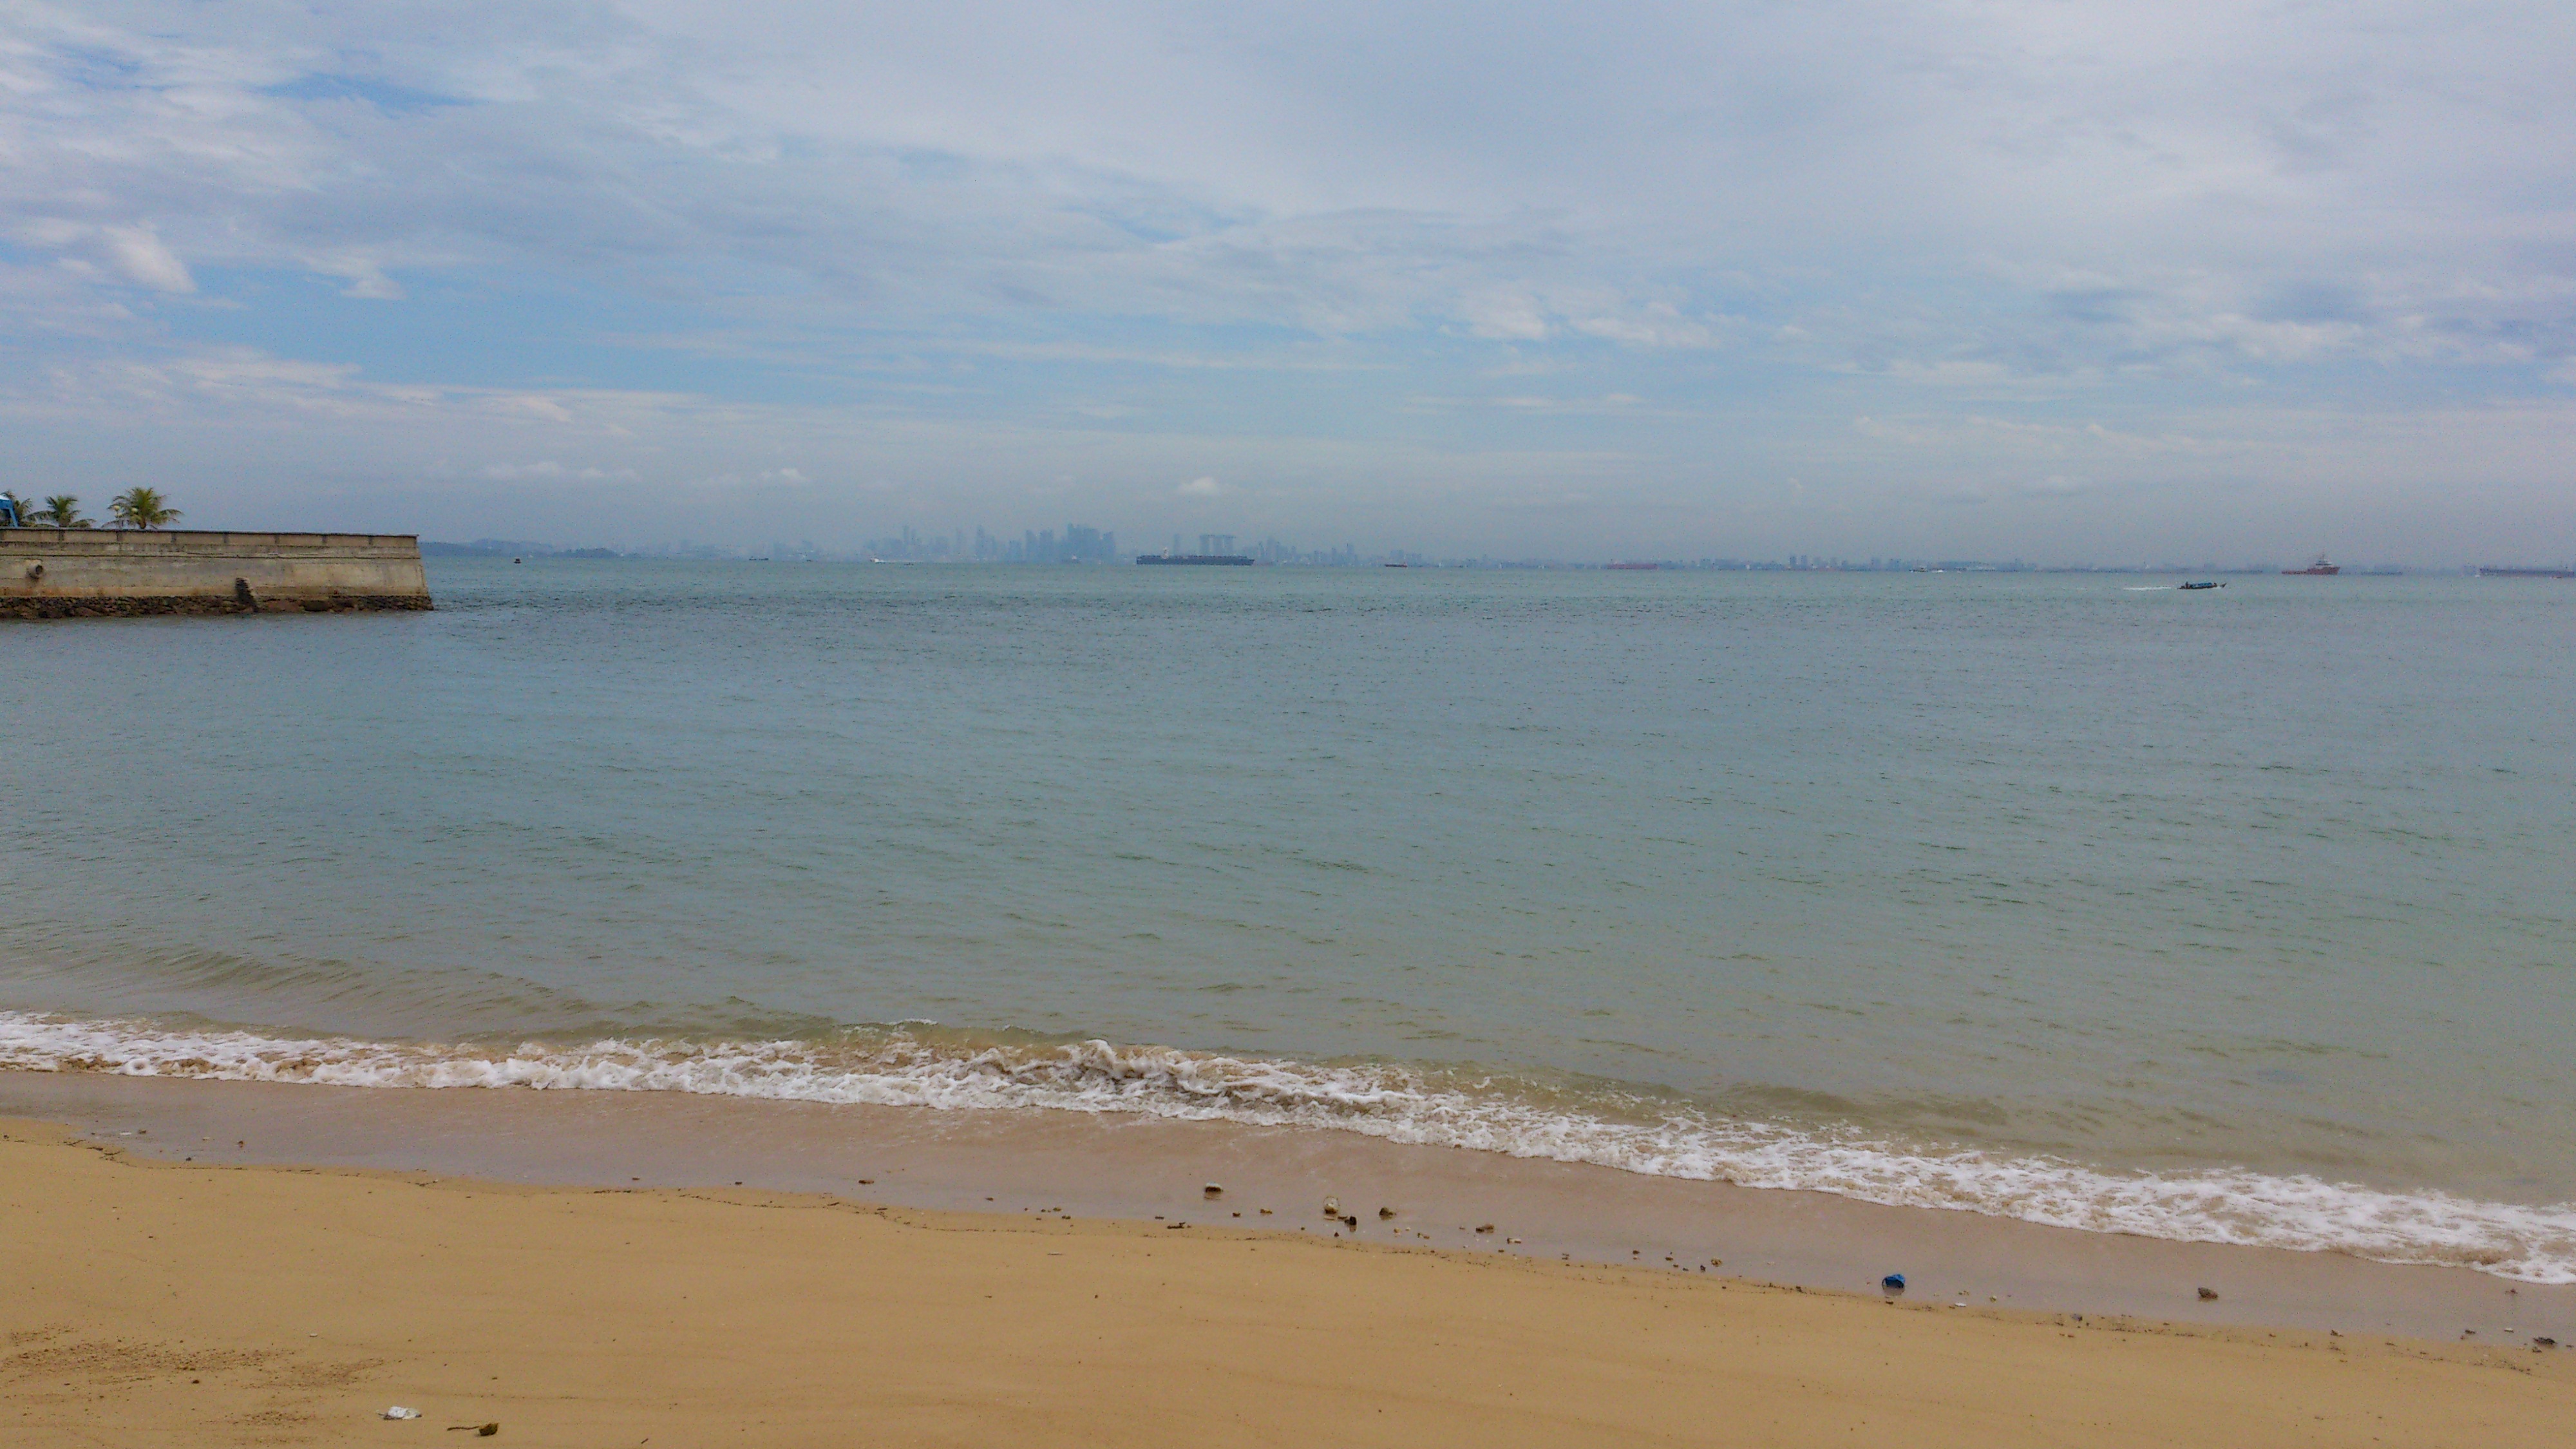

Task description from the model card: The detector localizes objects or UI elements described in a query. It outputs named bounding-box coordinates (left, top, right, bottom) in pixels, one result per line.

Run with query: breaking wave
left=5, top=1009, right=2571, bottom=1283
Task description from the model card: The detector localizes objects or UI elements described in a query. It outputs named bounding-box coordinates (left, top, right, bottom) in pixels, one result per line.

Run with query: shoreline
left=7, top=1010, right=2568, bottom=1291
left=5, top=1113, right=2569, bottom=1448
left=5, top=1070, right=2565, bottom=1346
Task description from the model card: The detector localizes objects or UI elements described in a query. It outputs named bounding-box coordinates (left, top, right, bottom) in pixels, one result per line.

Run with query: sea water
left=3, top=562, right=2570, bottom=1279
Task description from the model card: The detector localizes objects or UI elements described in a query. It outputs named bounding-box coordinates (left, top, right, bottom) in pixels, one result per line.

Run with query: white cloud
left=308, top=256, right=406, bottom=300
left=10, top=221, right=196, bottom=294
left=1461, top=292, right=1552, bottom=341
left=480, top=461, right=639, bottom=481
left=5, top=0, right=2570, bottom=369
left=1176, top=475, right=1223, bottom=497
left=99, top=227, right=195, bottom=294
left=0, top=1, right=2571, bottom=558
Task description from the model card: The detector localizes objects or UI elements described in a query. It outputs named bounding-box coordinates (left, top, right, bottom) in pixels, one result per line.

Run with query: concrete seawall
left=1, top=530, right=432, bottom=618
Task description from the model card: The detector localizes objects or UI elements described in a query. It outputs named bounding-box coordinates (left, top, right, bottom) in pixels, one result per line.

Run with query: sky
left=3, top=1, right=2572, bottom=562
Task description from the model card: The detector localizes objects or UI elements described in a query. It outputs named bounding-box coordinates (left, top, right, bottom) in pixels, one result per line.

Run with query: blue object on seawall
left=1882, top=1273, right=1906, bottom=1292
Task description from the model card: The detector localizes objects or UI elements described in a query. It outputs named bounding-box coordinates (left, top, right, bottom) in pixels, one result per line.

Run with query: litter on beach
left=381, top=1406, right=422, bottom=1419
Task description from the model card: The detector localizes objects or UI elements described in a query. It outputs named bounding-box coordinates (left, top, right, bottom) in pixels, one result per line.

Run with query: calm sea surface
left=4, top=562, right=2571, bottom=1276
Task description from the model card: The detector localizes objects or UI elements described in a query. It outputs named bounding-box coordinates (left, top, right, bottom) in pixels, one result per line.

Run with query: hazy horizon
left=417, top=535, right=2477, bottom=572
left=5, top=2, right=2572, bottom=561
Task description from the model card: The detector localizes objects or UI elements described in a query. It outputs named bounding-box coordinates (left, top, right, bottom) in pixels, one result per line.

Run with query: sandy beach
left=7, top=1116, right=2568, bottom=1448
left=10, top=1071, right=2566, bottom=1345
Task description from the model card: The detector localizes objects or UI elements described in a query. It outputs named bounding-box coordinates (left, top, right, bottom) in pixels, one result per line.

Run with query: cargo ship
left=2284, top=554, right=2340, bottom=576
left=2478, top=565, right=2575, bottom=578
left=1137, top=554, right=1255, bottom=565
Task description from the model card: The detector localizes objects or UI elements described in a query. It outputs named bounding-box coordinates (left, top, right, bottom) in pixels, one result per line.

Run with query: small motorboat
left=2178, top=580, right=2224, bottom=591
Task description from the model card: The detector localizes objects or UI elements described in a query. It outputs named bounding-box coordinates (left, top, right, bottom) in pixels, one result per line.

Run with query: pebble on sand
left=2197, top=1287, right=2220, bottom=1301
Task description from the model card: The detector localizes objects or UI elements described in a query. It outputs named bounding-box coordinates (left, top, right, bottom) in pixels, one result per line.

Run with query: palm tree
left=39, top=495, right=93, bottom=528
left=109, top=486, right=182, bottom=529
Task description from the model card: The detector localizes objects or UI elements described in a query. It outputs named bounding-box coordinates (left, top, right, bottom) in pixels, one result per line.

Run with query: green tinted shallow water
left=3, top=563, right=2571, bottom=1258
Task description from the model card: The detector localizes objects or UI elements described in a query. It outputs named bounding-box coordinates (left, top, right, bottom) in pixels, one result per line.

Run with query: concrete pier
left=1, top=529, right=432, bottom=618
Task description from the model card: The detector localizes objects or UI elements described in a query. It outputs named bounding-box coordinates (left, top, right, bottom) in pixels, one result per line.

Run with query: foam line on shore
left=5, top=1009, right=2571, bottom=1283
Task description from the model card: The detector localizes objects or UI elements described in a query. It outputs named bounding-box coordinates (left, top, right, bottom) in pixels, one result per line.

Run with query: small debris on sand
left=1204, top=1184, right=1224, bottom=1198
left=2197, top=1287, right=2219, bottom=1301
left=1378, top=1206, right=1396, bottom=1220
left=1475, top=1224, right=1496, bottom=1235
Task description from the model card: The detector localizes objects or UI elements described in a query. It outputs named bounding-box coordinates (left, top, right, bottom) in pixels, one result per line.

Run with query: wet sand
left=3, top=1071, right=2566, bottom=1346
left=5, top=1113, right=2571, bottom=1449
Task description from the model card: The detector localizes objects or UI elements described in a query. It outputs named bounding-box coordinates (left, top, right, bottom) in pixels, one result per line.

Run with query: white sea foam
left=6, top=1009, right=2571, bottom=1283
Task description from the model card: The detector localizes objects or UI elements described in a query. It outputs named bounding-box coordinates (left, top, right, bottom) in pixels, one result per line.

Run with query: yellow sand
left=3, top=1119, right=2566, bottom=1447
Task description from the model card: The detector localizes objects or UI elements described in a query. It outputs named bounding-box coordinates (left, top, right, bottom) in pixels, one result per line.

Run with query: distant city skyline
left=6, top=4, right=2573, bottom=562
left=422, top=527, right=2515, bottom=574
